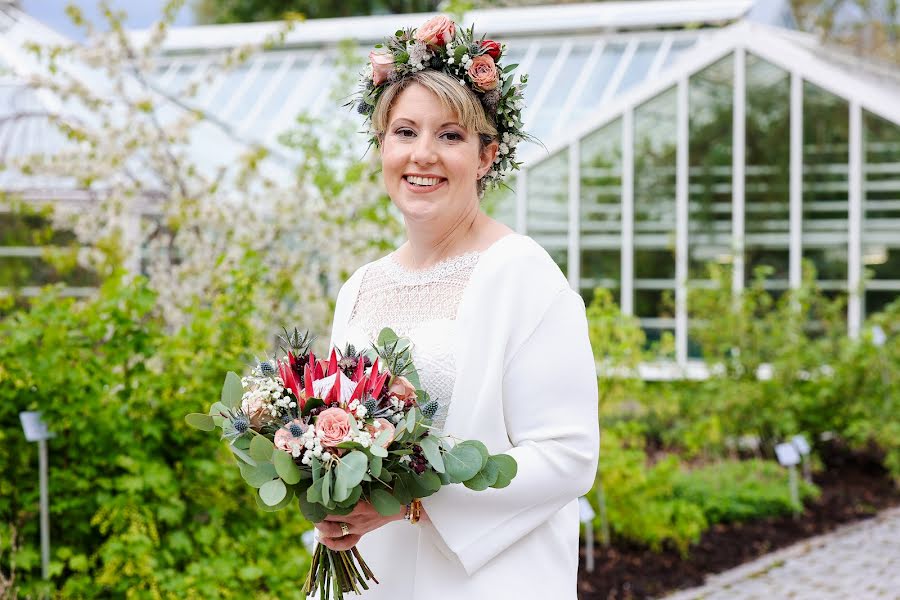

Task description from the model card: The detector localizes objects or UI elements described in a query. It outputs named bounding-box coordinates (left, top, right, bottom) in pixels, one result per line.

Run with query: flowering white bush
left=13, top=3, right=401, bottom=338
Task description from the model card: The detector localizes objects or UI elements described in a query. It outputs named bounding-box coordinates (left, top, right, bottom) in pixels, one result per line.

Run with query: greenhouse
left=2, top=0, right=899, bottom=366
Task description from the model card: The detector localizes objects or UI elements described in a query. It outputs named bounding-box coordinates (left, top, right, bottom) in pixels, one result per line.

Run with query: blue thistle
left=289, top=423, right=304, bottom=437
left=259, top=360, right=276, bottom=378
left=421, top=400, right=439, bottom=420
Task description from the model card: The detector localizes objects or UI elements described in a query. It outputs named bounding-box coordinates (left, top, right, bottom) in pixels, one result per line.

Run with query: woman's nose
left=410, top=135, right=437, bottom=165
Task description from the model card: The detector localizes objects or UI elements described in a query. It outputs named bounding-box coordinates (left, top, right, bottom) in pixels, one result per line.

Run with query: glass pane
left=745, top=53, right=790, bottom=288
left=249, top=54, right=310, bottom=135
left=575, top=42, right=626, bottom=114
left=206, top=64, right=252, bottom=116
left=483, top=185, right=516, bottom=229
left=688, top=54, right=734, bottom=358
left=863, top=110, right=900, bottom=317
left=634, top=87, right=677, bottom=328
left=580, top=118, right=623, bottom=305
left=228, top=58, right=282, bottom=121
left=803, top=81, right=849, bottom=289
left=527, top=149, right=569, bottom=274
left=615, top=40, right=660, bottom=96
left=521, top=43, right=562, bottom=111
left=529, top=42, right=594, bottom=142
left=663, top=38, right=697, bottom=68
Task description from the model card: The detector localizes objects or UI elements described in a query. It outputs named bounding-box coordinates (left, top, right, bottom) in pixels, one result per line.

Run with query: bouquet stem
left=302, top=543, right=378, bottom=599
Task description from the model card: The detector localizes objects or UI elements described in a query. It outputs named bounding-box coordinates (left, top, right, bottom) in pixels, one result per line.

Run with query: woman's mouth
left=403, top=175, right=447, bottom=192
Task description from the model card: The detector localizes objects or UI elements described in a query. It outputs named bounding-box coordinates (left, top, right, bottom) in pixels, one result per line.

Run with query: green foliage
left=193, top=0, right=440, bottom=23
left=0, top=269, right=313, bottom=598
left=672, top=459, right=819, bottom=524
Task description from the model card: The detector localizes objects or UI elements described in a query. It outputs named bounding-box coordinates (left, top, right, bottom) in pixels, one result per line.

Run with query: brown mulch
left=576, top=443, right=900, bottom=600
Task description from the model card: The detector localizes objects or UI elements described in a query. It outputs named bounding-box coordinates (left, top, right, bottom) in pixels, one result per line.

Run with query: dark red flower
left=481, top=40, right=501, bottom=60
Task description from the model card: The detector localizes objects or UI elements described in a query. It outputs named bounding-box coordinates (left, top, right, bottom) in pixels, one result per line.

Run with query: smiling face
left=379, top=83, right=497, bottom=226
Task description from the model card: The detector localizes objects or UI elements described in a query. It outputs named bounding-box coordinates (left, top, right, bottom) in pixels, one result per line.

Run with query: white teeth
left=406, top=175, right=442, bottom=186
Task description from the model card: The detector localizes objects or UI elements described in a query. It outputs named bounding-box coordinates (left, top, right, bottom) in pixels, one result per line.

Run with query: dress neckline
left=386, top=232, right=520, bottom=277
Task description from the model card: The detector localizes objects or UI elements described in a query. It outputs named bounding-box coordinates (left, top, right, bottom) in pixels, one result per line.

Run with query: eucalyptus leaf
left=416, top=470, right=442, bottom=495
left=322, top=469, right=332, bottom=506
left=311, top=456, right=322, bottom=483
left=249, top=435, right=274, bottom=462
left=418, top=437, right=444, bottom=473
left=298, top=485, right=327, bottom=522
left=374, top=429, right=392, bottom=449
left=463, top=456, right=499, bottom=491
left=185, top=413, right=214, bottom=431
left=369, top=455, right=382, bottom=479
left=306, top=478, right=324, bottom=504
left=221, top=371, right=243, bottom=410
left=444, top=444, right=483, bottom=482
left=229, top=444, right=257, bottom=467
left=369, top=444, right=387, bottom=458
left=273, top=450, right=301, bottom=485
left=335, top=451, right=368, bottom=490
left=490, top=454, right=518, bottom=489
left=370, top=488, right=402, bottom=517
left=391, top=475, right=412, bottom=505
left=239, top=461, right=278, bottom=488
left=207, top=401, right=227, bottom=417
left=254, top=485, right=294, bottom=512
left=406, top=408, right=417, bottom=434
left=377, top=327, right=399, bottom=346
left=502, top=63, right=519, bottom=73
left=458, top=440, right=489, bottom=468
left=259, top=478, right=287, bottom=506
left=335, top=484, right=362, bottom=509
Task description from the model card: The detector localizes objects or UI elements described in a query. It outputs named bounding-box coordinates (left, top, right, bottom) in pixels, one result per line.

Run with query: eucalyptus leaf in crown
left=349, top=15, right=537, bottom=191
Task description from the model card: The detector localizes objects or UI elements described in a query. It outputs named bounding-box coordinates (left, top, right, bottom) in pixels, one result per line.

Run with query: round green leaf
left=458, top=440, right=489, bottom=467
left=229, top=444, right=257, bottom=467
left=306, top=478, right=324, bottom=504
left=418, top=437, right=445, bottom=473
left=298, top=483, right=327, bottom=522
left=370, top=488, right=402, bottom=516
left=249, top=435, right=274, bottom=462
left=444, top=444, right=484, bottom=482
left=464, top=456, right=500, bottom=491
left=259, top=478, right=287, bottom=506
left=273, top=450, right=302, bottom=485
left=221, top=371, right=243, bottom=409
left=239, top=461, right=278, bottom=488
left=490, top=454, right=518, bottom=489
left=254, top=485, right=294, bottom=512
left=335, top=451, right=368, bottom=490
left=185, top=413, right=214, bottom=431
left=369, top=455, right=383, bottom=478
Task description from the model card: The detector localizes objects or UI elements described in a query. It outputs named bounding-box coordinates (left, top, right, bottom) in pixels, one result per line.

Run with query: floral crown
left=350, top=16, right=532, bottom=191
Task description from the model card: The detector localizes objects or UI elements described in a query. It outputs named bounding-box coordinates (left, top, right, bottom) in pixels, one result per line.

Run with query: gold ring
left=339, top=522, right=350, bottom=537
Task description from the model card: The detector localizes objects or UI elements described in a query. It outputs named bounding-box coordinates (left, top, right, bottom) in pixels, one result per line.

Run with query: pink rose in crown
left=365, top=418, right=396, bottom=449
left=369, top=50, right=394, bottom=86
left=481, top=40, right=501, bottom=60
left=468, top=54, right=498, bottom=91
left=388, top=375, right=417, bottom=405
left=316, top=407, right=351, bottom=448
left=415, top=15, right=455, bottom=47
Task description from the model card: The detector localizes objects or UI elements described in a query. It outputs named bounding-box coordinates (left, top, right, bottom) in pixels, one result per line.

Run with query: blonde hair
left=371, top=69, right=499, bottom=196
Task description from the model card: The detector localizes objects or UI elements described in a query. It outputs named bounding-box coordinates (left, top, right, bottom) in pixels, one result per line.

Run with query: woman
left=313, top=16, right=599, bottom=599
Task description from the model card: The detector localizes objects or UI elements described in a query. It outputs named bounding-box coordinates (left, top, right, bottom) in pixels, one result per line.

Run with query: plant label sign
left=791, top=434, right=811, bottom=456
left=19, top=411, right=54, bottom=442
left=776, top=442, right=801, bottom=466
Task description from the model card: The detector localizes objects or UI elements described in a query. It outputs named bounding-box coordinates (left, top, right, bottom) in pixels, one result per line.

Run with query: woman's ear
left=477, top=139, right=499, bottom=179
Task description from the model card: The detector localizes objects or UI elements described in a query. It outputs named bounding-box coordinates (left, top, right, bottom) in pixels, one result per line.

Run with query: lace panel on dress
left=347, top=251, right=480, bottom=430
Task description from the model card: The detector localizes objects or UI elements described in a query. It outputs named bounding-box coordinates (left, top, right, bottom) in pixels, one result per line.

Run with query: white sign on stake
left=775, top=442, right=801, bottom=467
left=791, top=434, right=811, bottom=456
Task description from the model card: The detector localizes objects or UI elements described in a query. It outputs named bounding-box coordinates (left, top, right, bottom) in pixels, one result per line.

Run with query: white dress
left=328, top=233, right=599, bottom=600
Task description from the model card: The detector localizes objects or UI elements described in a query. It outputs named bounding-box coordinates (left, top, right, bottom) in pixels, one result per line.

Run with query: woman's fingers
left=314, top=520, right=349, bottom=538
left=318, top=533, right=361, bottom=552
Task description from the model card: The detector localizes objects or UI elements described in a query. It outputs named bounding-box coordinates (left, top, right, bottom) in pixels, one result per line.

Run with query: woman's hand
left=314, top=501, right=405, bottom=551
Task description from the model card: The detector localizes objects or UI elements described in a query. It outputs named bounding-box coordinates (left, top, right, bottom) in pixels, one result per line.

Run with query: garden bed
left=576, top=443, right=900, bottom=600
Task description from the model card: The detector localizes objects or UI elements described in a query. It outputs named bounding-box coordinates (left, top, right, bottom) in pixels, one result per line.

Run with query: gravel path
left=662, top=506, right=900, bottom=600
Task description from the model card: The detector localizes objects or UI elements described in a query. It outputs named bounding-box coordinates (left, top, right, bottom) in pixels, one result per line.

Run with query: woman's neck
left=400, top=206, right=485, bottom=270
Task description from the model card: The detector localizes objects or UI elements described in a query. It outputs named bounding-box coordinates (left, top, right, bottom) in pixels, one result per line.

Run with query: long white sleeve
left=420, top=287, right=600, bottom=575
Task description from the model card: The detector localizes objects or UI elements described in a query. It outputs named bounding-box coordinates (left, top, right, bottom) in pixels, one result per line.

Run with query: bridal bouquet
left=185, top=327, right=517, bottom=599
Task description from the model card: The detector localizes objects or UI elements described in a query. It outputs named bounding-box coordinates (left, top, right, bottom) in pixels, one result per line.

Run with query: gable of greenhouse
left=515, top=19, right=900, bottom=370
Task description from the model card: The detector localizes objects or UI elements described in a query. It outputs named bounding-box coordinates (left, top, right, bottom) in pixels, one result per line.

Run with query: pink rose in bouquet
left=316, top=407, right=351, bottom=448
left=388, top=375, right=417, bottom=406
left=365, top=418, right=396, bottom=449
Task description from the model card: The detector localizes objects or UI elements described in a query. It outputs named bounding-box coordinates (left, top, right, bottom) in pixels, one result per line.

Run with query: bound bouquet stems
left=186, top=327, right=517, bottom=599
left=302, top=546, right=378, bottom=599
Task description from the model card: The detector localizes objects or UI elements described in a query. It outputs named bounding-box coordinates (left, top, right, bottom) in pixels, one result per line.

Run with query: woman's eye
left=395, top=128, right=414, bottom=137
left=442, top=132, right=463, bottom=141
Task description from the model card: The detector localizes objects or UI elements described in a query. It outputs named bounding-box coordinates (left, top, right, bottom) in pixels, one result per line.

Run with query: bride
left=313, top=15, right=599, bottom=599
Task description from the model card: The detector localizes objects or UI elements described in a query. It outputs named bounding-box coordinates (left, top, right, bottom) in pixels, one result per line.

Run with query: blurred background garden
left=1, top=0, right=898, bottom=598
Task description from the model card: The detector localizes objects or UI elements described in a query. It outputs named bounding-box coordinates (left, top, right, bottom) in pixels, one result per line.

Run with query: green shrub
left=673, top=459, right=819, bottom=524
left=0, top=269, right=313, bottom=598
